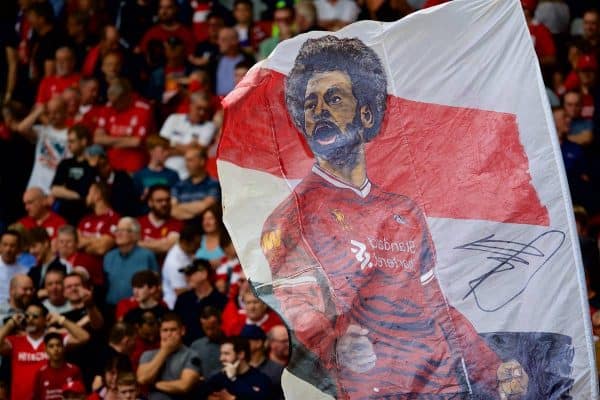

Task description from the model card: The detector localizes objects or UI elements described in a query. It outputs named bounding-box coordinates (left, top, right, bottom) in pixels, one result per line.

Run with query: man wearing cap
left=51, top=124, right=97, bottom=225
left=174, top=258, right=227, bottom=344
left=61, top=380, right=87, bottom=400
left=240, top=324, right=284, bottom=399
left=522, top=0, right=556, bottom=66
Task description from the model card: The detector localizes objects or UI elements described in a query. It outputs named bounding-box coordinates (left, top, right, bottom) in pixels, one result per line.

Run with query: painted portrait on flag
left=217, top=0, right=597, bottom=399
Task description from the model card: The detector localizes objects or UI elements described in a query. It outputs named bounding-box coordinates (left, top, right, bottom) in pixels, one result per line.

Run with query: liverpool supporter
left=12, top=96, right=70, bottom=193
left=82, top=26, right=122, bottom=79
left=582, top=9, right=599, bottom=56
left=295, top=0, right=319, bottom=34
left=574, top=54, right=597, bottom=120
left=222, top=291, right=283, bottom=337
left=116, top=372, right=142, bottom=400
left=160, top=91, right=216, bottom=179
left=137, top=184, right=182, bottom=261
left=78, top=182, right=119, bottom=260
left=162, top=223, right=202, bottom=309
left=62, top=272, right=104, bottom=330
left=0, top=274, right=34, bottom=325
left=213, top=230, right=242, bottom=294
left=259, top=5, right=295, bottom=60
left=137, top=313, right=202, bottom=397
left=27, top=227, right=69, bottom=292
left=56, top=225, right=105, bottom=291
left=130, top=310, right=161, bottom=372
left=190, top=306, right=225, bottom=378
left=0, top=231, right=28, bottom=305
left=210, top=27, right=255, bottom=96
left=171, top=147, right=220, bottom=220
left=221, top=270, right=252, bottom=337
left=34, top=47, right=81, bottom=107
left=20, top=187, right=67, bottom=241
left=51, top=124, right=97, bottom=225
left=139, top=0, right=196, bottom=57
left=133, top=137, right=180, bottom=202
left=240, top=325, right=284, bottom=392
left=200, top=336, right=273, bottom=400
left=42, top=269, right=72, bottom=314
left=522, top=0, right=556, bottom=66
left=97, top=50, right=125, bottom=104
left=116, top=270, right=167, bottom=324
left=32, top=332, right=83, bottom=400
left=94, top=79, right=154, bottom=173
left=66, top=11, right=95, bottom=70
left=0, top=303, right=90, bottom=400
left=104, top=217, right=159, bottom=309
left=268, top=325, right=290, bottom=366
left=175, top=259, right=227, bottom=344
left=90, top=354, right=132, bottom=400
left=61, top=381, right=88, bottom=400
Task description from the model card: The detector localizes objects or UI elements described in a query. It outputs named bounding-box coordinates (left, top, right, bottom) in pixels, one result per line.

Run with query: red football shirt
left=6, top=335, right=49, bottom=400
left=261, top=166, right=501, bottom=398
left=96, top=101, right=153, bottom=173
left=62, top=251, right=104, bottom=287
left=77, top=209, right=120, bottom=238
left=528, top=21, right=556, bottom=60
left=35, top=74, right=81, bottom=104
left=33, top=362, right=82, bottom=400
left=19, top=212, right=67, bottom=240
left=139, top=24, right=196, bottom=56
left=137, top=215, right=182, bottom=241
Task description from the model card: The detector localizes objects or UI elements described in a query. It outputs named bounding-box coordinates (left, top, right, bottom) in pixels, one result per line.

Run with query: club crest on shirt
left=331, top=209, right=351, bottom=231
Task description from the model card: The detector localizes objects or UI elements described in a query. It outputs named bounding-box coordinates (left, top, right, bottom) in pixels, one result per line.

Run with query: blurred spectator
left=211, top=27, right=255, bottom=96
left=19, top=187, right=67, bottom=241
left=268, top=325, right=289, bottom=366
left=190, top=306, right=225, bottom=378
left=95, top=49, right=125, bottom=103
left=0, top=21, right=18, bottom=104
left=51, top=124, right=97, bottom=225
left=62, top=272, right=104, bottom=330
left=295, top=0, right=319, bottom=34
left=56, top=225, right=105, bottom=291
left=221, top=270, right=252, bottom=335
left=77, top=181, right=119, bottom=259
left=259, top=5, right=295, bottom=60
left=61, top=380, right=88, bottom=400
left=42, top=268, right=72, bottom=314
left=0, top=231, right=27, bottom=305
left=103, top=323, right=136, bottom=371
left=582, top=8, right=599, bottom=55
left=358, top=0, right=413, bottom=22
left=139, top=0, right=196, bottom=57
left=66, top=11, right=95, bottom=69
left=574, top=54, right=597, bottom=119
left=90, top=353, right=133, bottom=400
left=137, top=313, right=202, bottom=397
left=232, top=0, right=271, bottom=52
left=564, top=89, right=594, bottom=146
left=174, top=258, right=227, bottom=344
left=314, top=0, right=360, bottom=30
left=86, top=145, right=140, bottom=217
left=223, top=291, right=282, bottom=337
left=82, top=26, right=121, bottom=78
left=116, top=372, right=142, bottom=400
left=234, top=60, right=252, bottom=85
left=195, top=205, right=225, bottom=265
left=147, top=36, right=193, bottom=103
left=213, top=231, right=242, bottom=294
left=94, top=79, right=153, bottom=174
left=0, top=274, right=34, bottom=325
left=27, top=227, right=68, bottom=292
left=171, top=147, right=220, bottom=220
left=160, top=91, right=216, bottom=179
left=0, top=303, right=90, bottom=400
left=522, top=0, right=557, bottom=66
left=133, top=136, right=180, bottom=201
left=130, top=309, right=161, bottom=372
left=32, top=331, right=83, bottom=400
left=35, top=47, right=81, bottom=107
left=117, top=270, right=167, bottom=324
left=62, top=86, right=83, bottom=125
left=240, top=324, right=284, bottom=398
left=12, top=96, right=70, bottom=194
left=137, top=184, right=182, bottom=260
left=162, top=222, right=202, bottom=309
left=189, top=13, right=225, bottom=68
left=103, top=217, right=159, bottom=308
left=534, top=0, right=570, bottom=35
left=200, top=336, right=273, bottom=400
left=115, top=0, right=158, bottom=51
left=26, top=2, right=68, bottom=82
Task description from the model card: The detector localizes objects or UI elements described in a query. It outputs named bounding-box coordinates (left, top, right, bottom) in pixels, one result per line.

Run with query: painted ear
left=360, top=105, right=374, bottom=129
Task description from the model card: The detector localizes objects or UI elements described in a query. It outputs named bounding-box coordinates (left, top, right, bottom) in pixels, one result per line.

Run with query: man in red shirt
left=35, top=47, right=81, bottom=105
left=56, top=225, right=104, bottom=289
left=77, top=182, right=119, bottom=260
left=20, top=187, right=66, bottom=242
left=0, top=303, right=89, bottom=400
left=139, top=0, right=196, bottom=57
left=32, top=332, right=83, bottom=400
left=94, top=79, right=154, bottom=173
left=522, top=0, right=556, bottom=66
left=261, top=36, right=528, bottom=399
left=138, top=184, right=182, bottom=261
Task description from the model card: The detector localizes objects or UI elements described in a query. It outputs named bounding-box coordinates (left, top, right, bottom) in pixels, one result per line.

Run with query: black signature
left=454, top=230, right=566, bottom=312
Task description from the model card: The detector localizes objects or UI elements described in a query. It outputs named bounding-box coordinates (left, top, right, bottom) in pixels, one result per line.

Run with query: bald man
left=35, top=47, right=82, bottom=105
left=213, top=27, right=255, bottom=96
left=268, top=325, right=289, bottom=366
left=19, top=188, right=66, bottom=241
left=0, top=275, right=34, bottom=326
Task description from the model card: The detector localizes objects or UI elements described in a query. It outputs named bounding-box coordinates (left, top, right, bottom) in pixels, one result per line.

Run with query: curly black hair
left=285, top=35, right=387, bottom=142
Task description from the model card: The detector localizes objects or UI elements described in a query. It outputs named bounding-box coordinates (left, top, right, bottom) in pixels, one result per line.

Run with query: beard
left=307, top=116, right=363, bottom=169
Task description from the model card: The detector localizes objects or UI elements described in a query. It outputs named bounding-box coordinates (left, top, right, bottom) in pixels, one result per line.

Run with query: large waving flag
left=218, top=0, right=598, bottom=398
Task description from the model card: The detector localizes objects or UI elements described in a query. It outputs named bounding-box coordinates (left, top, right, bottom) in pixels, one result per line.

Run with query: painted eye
left=330, top=96, right=341, bottom=104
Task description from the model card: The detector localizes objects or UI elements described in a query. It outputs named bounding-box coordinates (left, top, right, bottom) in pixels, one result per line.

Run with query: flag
left=218, top=0, right=597, bottom=398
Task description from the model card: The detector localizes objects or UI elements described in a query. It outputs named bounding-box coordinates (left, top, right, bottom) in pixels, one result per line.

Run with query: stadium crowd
left=0, top=0, right=597, bottom=398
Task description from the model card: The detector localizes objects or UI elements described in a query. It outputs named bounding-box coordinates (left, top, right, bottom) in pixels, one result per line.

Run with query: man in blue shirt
left=103, top=217, right=159, bottom=306
left=171, top=147, right=220, bottom=220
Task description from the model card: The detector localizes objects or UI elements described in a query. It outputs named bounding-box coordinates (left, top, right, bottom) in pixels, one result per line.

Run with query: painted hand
left=336, top=324, right=377, bottom=373
left=497, top=359, right=529, bottom=399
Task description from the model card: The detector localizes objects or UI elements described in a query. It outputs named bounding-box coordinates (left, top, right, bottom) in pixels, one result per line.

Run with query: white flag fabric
left=217, top=0, right=598, bottom=398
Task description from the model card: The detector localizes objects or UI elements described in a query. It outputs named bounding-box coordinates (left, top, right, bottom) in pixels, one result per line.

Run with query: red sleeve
left=533, top=25, right=556, bottom=58
left=221, top=299, right=246, bottom=336
left=32, top=368, right=43, bottom=400
left=81, top=46, right=100, bottom=77
left=261, top=200, right=339, bottom=367
left=35, top=77, right=51, bottom=104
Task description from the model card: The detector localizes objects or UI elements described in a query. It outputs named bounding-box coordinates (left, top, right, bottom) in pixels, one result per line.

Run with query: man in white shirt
left=314, top=0, right=360, bottom=30
left=161, top=223, right=202, bottom=308
left=0, top=231, right=27, bottom=305
left=160, top=91, right=216, bottom=179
